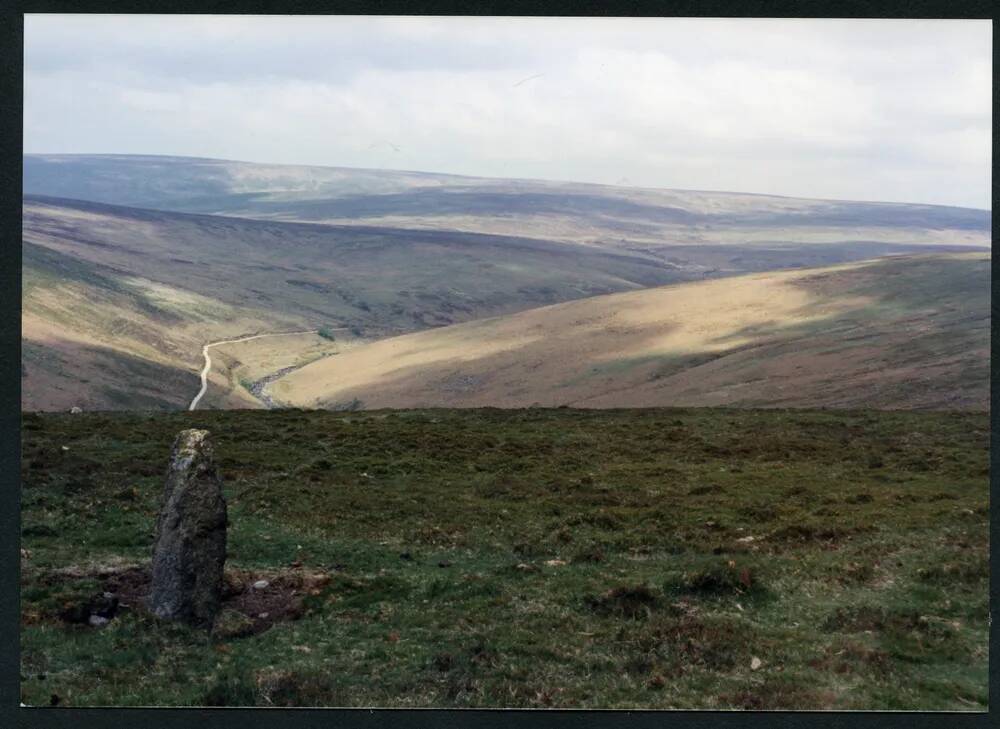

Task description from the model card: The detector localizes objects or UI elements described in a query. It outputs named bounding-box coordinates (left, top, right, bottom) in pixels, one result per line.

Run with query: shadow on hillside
left=22, top=339, right=201, bottom=412
left=289, top=254, right=989, bottom=411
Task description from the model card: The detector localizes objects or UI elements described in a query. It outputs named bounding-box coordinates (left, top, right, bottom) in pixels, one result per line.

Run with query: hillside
left=24, top=195, right=704, bottom=333
left=25, top=192, right=982, bottom=413
left=24, top=154, right=991, bottom=252
left=22, top=241, right=281, bottom=411
left=21, top=156, right=991, bottom=412
left=273, top=253, right=990, bottom=412
left=21, top=195, right=708, bottom=411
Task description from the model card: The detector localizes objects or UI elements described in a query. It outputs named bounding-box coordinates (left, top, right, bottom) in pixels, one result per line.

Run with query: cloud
left=23, top=15, right=992, bottom=208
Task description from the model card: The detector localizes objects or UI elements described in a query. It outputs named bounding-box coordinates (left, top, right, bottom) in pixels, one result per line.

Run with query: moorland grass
left=18, top=407, right=989, bottom=709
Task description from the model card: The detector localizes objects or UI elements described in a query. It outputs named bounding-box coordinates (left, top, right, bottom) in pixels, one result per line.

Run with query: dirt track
left=188, top=330, right=318, bottom=411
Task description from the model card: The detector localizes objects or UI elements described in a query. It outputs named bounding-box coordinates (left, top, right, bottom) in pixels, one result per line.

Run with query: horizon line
left=21, top=151, right=994, bottom=213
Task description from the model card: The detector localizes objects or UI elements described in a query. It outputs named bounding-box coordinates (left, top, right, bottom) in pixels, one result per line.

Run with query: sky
left=23, top=15, right=992, bottom=209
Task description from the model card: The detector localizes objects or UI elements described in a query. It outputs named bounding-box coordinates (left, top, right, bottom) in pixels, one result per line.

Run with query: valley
left=21, top=155, right=992, bottom=412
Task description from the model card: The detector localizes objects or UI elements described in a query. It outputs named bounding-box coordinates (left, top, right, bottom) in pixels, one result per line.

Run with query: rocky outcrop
left=149, top=429, right=228, bottom=627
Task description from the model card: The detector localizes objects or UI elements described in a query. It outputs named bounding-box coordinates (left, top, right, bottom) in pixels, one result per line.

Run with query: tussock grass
left=19, top=407, right=988, bottom=709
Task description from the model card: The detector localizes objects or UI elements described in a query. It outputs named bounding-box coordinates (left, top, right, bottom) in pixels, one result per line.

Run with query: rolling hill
left=23, top=194, right=705, bottom=335
left=21, top=155, right=991, bottom=411
left=24, top=154, right=991, bottom=252
left=271, top=253, right=990, bottom=412
left=19, top=195, right=714, bottom=411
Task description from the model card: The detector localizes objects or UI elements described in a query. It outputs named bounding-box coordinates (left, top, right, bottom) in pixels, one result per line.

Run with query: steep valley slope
left=272, top=253, right=990, bottom=412
left=22, top=242, right=287, bottom=411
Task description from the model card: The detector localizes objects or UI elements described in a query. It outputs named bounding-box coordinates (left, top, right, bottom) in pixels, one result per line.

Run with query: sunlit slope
left=24, top=154, right=991, bottom=250
left=273, top=253, right=990, bottom=411
left=21, top=243, right=274, bottom=411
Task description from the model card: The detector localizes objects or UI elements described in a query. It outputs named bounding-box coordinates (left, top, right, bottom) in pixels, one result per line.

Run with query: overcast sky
left=24, top=15, right=992, bottom=208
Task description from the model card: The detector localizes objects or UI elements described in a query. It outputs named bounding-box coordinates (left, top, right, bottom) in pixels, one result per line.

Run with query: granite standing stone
left=149, top=429, right=228, bottom=626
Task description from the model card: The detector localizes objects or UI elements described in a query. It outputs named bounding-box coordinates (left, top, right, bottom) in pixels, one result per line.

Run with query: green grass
left=19, top=407, right=989, bottom=708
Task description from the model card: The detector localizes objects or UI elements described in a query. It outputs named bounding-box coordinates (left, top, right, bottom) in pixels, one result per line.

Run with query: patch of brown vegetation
left=719, top=678, right=837, bottom=710
left=46, top=564, right=330, bottom=637
left=585, top=584, right=660, bottom=619
left=807, top=640, right=891, bottom=675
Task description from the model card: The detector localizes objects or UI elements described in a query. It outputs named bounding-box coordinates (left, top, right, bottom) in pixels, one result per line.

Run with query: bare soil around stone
left=46, top=564, right=329, bottom=638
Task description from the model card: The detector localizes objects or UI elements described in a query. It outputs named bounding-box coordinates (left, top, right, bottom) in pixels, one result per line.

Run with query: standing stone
left=149, top=429, right=227, bottom=627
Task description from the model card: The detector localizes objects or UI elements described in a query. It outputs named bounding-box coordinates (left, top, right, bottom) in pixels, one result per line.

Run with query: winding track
left=188, top=330, right=320, bottom=411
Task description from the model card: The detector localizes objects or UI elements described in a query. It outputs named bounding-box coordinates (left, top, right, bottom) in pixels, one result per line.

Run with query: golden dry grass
left=273, top=253, right=989, bottom=411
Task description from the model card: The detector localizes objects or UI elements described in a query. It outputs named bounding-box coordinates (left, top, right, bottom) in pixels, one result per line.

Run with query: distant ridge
left=22, top=154, right=991, bottom=249
left=23, top=152, right=994, bottom=212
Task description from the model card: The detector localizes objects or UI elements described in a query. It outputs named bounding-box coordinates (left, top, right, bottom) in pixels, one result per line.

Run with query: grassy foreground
left=19, top=408, right=989, bottom=709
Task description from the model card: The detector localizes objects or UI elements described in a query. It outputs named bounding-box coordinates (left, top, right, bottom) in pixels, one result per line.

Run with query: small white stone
left=253, top=580, right=269, bottom=590
left=258, top=612, right=269, bottom=619
left=88, top=615, right=109, bottom=628
left=750, top=656, right=762, bottom=670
